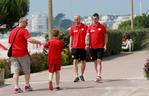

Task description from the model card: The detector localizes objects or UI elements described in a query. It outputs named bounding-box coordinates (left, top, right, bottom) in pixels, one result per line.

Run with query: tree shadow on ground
left=0, top=84, right=11, bottom=88
left=62, top=86, right=94, bottom=90
left=33, top=88, right=49, bottom=92
left=103, top=79, right=130, bottom=82
left=103, top=52, right=133, bottom=61
left=33, top=86, right=94, bottom=92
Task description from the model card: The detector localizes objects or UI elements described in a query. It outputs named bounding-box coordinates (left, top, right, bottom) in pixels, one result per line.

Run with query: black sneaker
left=80, top=75, right=85, bottom=81
left=73, top=77, right=79, bottom=82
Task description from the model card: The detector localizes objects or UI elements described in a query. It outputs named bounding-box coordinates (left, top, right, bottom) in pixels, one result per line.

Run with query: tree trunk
left=48, top=0, right=53, bottom=38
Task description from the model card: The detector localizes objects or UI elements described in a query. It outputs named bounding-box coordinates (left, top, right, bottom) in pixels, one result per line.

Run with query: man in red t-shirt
left=69, top=15, right=88, bottom=82
left=86, top=13, right=108, bottom=82
left=8, top=17, right=41, bottom=94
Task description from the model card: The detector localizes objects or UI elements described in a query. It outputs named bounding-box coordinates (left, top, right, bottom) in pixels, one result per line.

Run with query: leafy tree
left=53, top=13, right=65, bottom=28
left=59, top=30, right=69, bottom=48
left=0, top=0, right=29, bottom=30
left=59, top=19, right=73, bottom=29
left=118, top=13, right=149, bottom=30
left=53, top=13, right=73, bottom=29
left=118, top=20, right=131, bottom=30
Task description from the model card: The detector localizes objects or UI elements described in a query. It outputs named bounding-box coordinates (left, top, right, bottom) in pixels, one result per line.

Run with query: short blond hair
left=74, top=15, right=81, bottom=20
left=19, top=17, right=28, bottom=23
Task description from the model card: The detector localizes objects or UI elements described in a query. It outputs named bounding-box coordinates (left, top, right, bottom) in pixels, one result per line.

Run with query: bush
left=60, top=30, right=69, bottom=48
left=61, top=49, right=72, bottom=66
left=30, top=53, right=47, bottom=73
left=104, top=30, right=122, bottom=56
left=0, top=59, right=5, bottom=69
left=0, top=59, right=5, bottom=85
left=2, top=50, right=72, bottom=79
left=4, top=60, right=12, bottom=78
left=1, top=59, right=12, bottom=79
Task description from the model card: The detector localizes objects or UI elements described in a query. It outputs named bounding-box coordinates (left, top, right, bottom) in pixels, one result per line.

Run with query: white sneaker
left=95, top=76, right=102, bottom=83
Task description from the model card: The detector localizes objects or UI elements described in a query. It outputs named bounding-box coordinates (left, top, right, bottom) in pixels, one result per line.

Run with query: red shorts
left=48, top=64, right=61, bottom=73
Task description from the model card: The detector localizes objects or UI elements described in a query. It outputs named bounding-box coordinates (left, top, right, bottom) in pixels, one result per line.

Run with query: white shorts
left=11, top=55, right=31, bottom=74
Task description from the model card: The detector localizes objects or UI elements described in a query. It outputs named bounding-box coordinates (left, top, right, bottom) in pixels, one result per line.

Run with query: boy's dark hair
left=51, top=28, right=60, bottom=37
left=92, top=13, right=99, bottom=18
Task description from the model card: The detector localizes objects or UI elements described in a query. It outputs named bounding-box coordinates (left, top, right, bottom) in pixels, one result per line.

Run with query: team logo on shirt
left=74, top=30, right=78, bottom=32
left=82, top=28, right=84, bottom=31
left=98, top=28, right=102, bottom=31
left=90, top=29, right=95, bottom=32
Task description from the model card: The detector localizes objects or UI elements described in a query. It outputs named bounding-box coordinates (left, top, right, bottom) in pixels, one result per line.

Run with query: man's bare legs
left=73, top=59, right=79, bottom=77
left=13, top=74, right=20, bottom=89
left=94, top=59, right=102, bottom=82
left=13, top=73, right=31, bottom=88
left=73, top=59, right=86, bottom=82
left=24, top=73, right=32, bottom=91
left=24, top=73, right=30, bottom=86
left=81, top=60, right=86, bottom=75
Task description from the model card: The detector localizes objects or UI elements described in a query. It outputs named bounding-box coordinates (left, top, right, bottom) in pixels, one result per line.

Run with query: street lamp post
left=139, top=0, right=142, bottom=16
left=48, top=0, right=53, bottom=38
left=131, top=0, right=134, bottom=30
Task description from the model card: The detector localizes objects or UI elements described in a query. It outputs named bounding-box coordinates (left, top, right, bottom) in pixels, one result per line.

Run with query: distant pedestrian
left=43, top=29, right=64, bottom=90
left=86, top=13, right=108, bottom=82
left=8, top=17, right=42, bottom=94
left=122, top=33, right=133, bottom=52
left=69, top=15, right=88, bottom=82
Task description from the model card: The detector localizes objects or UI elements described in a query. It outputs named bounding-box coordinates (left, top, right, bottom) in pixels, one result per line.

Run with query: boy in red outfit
left=44, top=29, right=64, bottom=90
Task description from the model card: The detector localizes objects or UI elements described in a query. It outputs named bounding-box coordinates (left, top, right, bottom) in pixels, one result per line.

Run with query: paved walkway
left=1, top=50, right=149, bottom=96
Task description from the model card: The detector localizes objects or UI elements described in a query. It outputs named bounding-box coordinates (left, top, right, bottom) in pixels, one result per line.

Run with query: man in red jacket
left=8, top=17, right=41, bottom=94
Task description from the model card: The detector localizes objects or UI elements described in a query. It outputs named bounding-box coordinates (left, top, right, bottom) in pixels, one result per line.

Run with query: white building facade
left=112, top=16, right=131, bottom=29
left=30, top=13, right=48, bottom=33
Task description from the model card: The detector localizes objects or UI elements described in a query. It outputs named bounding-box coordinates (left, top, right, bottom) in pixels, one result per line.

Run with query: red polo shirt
left=8, top=26, right=30, bottom=57
left=88, top=23, right=107, bottom=48
left=69, top=23, right=88, bottom=49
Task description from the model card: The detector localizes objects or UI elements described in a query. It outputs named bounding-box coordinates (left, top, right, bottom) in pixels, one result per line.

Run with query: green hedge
left=0, top=59, right=5, bottom=69
left=61, top=49, right=71, bottom=66
left=0, top=59, right=12, bottom=78
left=1, top=48, right=72, bottom=79
left=60, top=30, right=123, bottom=57
left=30, top=53, right=47, bottom=73
left=104, top=30, right=122, bottom=56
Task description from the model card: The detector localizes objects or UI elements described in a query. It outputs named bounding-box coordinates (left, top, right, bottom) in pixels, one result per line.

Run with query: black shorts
left=71, top=48, right=86, bottom=60
left=90, top=48, right=104, bottom=60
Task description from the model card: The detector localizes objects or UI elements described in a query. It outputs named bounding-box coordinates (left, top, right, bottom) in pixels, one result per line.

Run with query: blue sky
left=29, top=0, right=149, bottom=19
